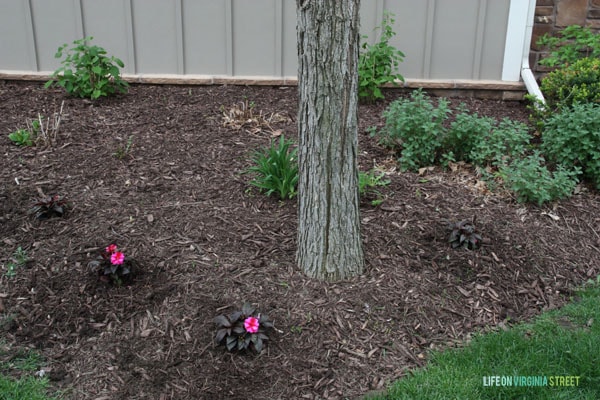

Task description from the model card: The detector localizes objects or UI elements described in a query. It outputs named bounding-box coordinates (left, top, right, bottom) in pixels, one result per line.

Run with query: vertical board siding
left=0, top=0, right=516, bottom=81
left=0, top=0, right=36, bottom=70
left=81, top=0, right=131, bottom=73
left=181, top=0, right=228, bottom=75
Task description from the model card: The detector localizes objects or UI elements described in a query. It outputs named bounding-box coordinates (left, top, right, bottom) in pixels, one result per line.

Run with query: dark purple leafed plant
left=214, top=303, right=273, bottom=353
left=88, top=244, right=132, bottom=285
left=448, top=219, right=482, bottom=250
left=29, top=194, right=68, bottom=220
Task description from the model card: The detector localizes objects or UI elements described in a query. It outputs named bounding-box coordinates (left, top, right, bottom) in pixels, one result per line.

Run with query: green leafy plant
left=541, top=103, right=600, bottom=188
left=358, top=11, right=405, bottom=102
left=373, top=89, right=450, bottom=171
left=29, top=195, right=68, bottom=220
left=468, top=118, right=530, bottom=168
left=448, top=220, right=482, bottom=250
left=214, top=303, right=274, bottom=353
left=245, top=135, right=298, bottom=200
left=499, top=152, right=580, bottom=206
left=359, top=169, right=390, bottom=206
left=8, top=129, right=34, bottom=147
left=4, top=247, right=28, bottom=278
left=45, top=36, right=129, bottom=99
left=88, top=244, right=133, bottom=286
left=442, top=106, right=495, bottom=164
left=540, top=57, right=600, bottom=111
left=537, top=25, right=600, bottom=68
left=114, top=135, right=134, bottom=159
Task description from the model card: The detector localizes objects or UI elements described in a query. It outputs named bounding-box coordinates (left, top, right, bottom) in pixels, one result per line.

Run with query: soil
left=1, top=81, right=599, bottom=400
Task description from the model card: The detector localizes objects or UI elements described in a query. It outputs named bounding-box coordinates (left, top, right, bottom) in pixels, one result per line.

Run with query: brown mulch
left=1, top=81, right=599, bottom=400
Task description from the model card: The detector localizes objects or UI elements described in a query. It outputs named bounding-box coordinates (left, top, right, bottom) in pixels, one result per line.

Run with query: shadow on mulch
left=1, top=81, right=599, bottom=399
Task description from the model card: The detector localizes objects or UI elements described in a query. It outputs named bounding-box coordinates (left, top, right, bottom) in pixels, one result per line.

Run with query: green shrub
left=45, top=36, right=129, bottom=99
left=540, top=57, right=600, bottom=110
left=469, top=118, right=530, bottom=168
left=358, top=12, right=405, bottom=102
left=443, top=106, right=495, bottom=164
left=245, top=135, right=298, bottom=200
left=373, top=89, right=450, bottom=171
left=499, top=152, right=580, bottom=206
left=537, top=25, right=600, bottom=68
left=542, top=103, right=600, bottom=188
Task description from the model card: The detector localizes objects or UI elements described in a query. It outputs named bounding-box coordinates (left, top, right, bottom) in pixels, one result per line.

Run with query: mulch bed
left=1, top=80, right=599, bottom=399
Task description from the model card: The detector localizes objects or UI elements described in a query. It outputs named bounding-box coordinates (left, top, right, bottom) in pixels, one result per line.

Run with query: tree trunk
left=296, top=0, right=364, bottom=280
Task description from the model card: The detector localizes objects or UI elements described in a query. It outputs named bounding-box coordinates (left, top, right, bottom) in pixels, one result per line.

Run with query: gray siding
left=0, top=0, right=515, bottom=82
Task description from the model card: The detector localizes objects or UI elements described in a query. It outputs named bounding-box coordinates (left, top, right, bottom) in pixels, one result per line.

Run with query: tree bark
left=296, top=0, right=364, bottom=280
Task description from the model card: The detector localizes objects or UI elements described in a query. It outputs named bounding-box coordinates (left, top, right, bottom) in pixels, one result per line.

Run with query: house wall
left=531, top=0, right=600, bottom=73
left=0, top=0, right=514, bottom=84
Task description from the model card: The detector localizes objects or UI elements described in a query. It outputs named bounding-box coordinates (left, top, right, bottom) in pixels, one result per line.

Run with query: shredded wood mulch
left=1, top=80, right=599, bottom=399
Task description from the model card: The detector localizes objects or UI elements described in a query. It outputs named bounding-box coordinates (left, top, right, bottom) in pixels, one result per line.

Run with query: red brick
left=531, top=25, right=554, bottom=50
left=536, top=0, right=556, bottom=6
left=589, top=9, right=600, bottom=19
left=556, top=0, right=588, bottom=26
left=536, top=6, right=554, bottom=16
left=587, top=19, right=600, bottom=29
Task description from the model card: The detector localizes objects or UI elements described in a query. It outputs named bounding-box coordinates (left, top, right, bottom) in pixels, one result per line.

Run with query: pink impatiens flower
left=110, top=251, right=125, bottom=265
left=244, top=316, right=260, bottom=333
left=106, top=244, right=118, bottom=253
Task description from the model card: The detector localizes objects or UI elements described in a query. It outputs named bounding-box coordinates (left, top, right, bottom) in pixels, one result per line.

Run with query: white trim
left=503, top=0, right=544, bottom=102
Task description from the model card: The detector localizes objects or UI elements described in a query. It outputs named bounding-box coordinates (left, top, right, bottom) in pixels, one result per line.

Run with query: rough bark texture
left=296, top=0, right=364, bottom=280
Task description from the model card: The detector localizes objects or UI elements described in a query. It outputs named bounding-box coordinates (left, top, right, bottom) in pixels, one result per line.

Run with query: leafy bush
left=45, top=36, right=129, bottom=99
left=499, top=152, right=580, bottom=206
left=214, top=303, right=274, bottom=353
left=542, top=103, right=600, bottom=188
left=540, top=57, right=600, bottom=110
left=374, top=89, right=450, bottom=171
left=245, top=135, right=298, bottom=199
left=469, top=118, right=530, bottom=168
left=358, top=12, right=405, bottom=102
left=537, top=25, right=600, bottom=68
left=443, top=107, right=495, bottom=164
left=359, top=169, right=390, bottom=205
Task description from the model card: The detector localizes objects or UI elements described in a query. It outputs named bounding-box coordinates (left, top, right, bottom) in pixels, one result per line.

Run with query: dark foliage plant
left=214, top=303, right=273, bottom=353
left=88, top=244, right=132, bottom=286
left=29, top=195, right=68, bottom=220
left=448, top=220, right=482, bottom=250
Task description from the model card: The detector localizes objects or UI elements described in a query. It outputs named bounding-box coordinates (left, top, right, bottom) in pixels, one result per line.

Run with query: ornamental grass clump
left=88, top=244, right=133, bottom=286
left=214, top=303, right=274, bottom=353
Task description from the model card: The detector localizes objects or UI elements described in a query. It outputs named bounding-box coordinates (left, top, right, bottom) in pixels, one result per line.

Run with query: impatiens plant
left=448, top=219, right=483, bottom=250
left=214, top=303, right=274, bottom=353
left=88, top=244, right=132, bottom=285
left=29, top=194, right=68, bottom=220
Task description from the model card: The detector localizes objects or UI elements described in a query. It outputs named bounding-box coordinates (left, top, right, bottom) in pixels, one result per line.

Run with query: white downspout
left=503, top=0, right=545, bottom=103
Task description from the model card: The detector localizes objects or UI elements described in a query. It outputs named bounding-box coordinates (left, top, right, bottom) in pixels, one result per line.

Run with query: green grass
left=367, top=280, right=600, bottom=400
left=0, top=345, right=62, bottom=400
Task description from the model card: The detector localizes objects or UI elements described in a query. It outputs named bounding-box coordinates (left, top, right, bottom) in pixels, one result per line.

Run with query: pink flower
left=244, top=316, right=259, bottom=333
left=110, top=251, right=125, bottom=265
left=106, top=244, right=118, bottom=253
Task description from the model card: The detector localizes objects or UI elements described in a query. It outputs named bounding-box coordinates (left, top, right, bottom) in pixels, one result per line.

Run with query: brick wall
left=531, top=0, right=600, bottom=74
